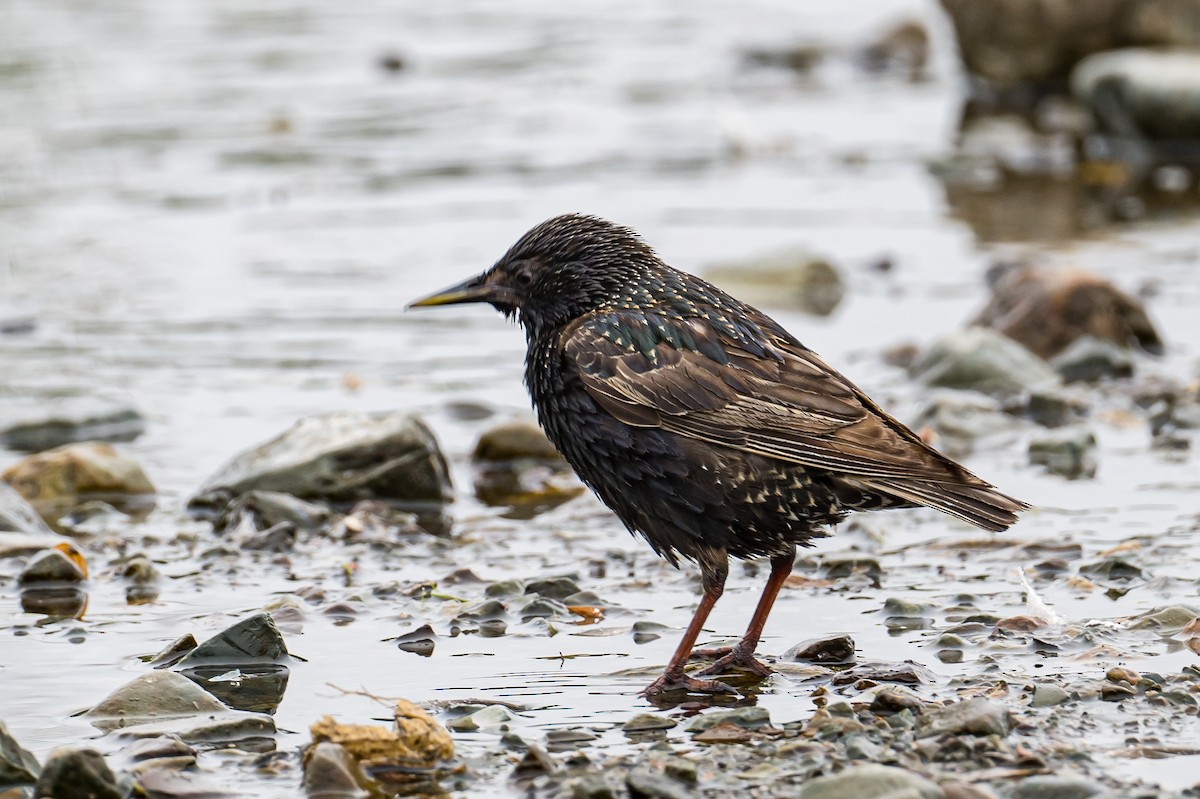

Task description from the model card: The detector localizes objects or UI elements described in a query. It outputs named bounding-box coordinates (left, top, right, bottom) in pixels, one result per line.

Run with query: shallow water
left=2, top=1, right=1199, bottom=796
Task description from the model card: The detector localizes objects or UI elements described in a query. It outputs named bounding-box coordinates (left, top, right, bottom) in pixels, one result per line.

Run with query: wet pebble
left=511, top=744, right=557, bottom=780
left=395, top=623, right=437, bottom=657
left=626, top=770, right=693, bottom=799
left=622, top=713, right=677, bottom=734
left=525, top=576, right=581, bottom=600
left=685, top=706, right=771, bottom=733
left=18, top=547, right=86, bottom=585
left=566, top=773, right=617, bottom=799
left=908, top=327, right=1059, bottom=396
left=302, top=741, right=363, bottom=798
left=2, top=441, right=155, bottom=510
left=33, top=748, right=122, bottom=799
left=918, top=697, right=1011, bottom=738
left=785, top=634, right=856, bottom=665
left=1050, top=336, right=1134, bottom=383
left=1028, top=427, right=1097, bottom=479
left=1030, top=683, right=1070, bottom=707
left=485, top=579, right=524, bottom=597
left=472, top=419, right=562, bottom=462
left=1019, top=387, right=1091, bottom=428
left=796, top=763, right=943, bottom=799
left=0, top=720, right=40, bottom=787
left=1010, top=774, right=1104, bottom=799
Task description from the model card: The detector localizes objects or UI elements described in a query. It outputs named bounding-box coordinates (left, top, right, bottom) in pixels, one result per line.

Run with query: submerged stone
left=0, top=400, right=146, bottom=452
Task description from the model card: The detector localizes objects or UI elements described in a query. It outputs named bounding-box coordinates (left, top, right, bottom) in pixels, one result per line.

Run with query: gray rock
left=33, top=748, right=121, bottom=799
left=0, top=399, right=145, bottom=452
left=1030, top=683, right=1071, bottom=707
left=785, top=634, right=856, bottom=665
left=1028, top=427, right=1097, bottom=479
left=684, top=706, right=770, bottom=732
left=191, top=411, right=451, bottom=510
left=798, top=763, right=944, bottom=799
left=705, top=249, right=845, bottom=317
left=1050, top=336, right=1134, bottom=383
left=176, top=613, right=289, bottom=666
left=18, top=548, right=85, bottom=585
left=485, top=579, right=524, bottom=597
left=1011, top=774, right=1105, bottom=799
left=567, top=773, right=617, bottom=799
left=1021, top=388, right=1091, bottom=428
left=918, top=697, right=1011, bottom=738
left=302, top=742, right=367, bottom=798
left=0, top=482, right=56, bottom=540
left=627, top=771, right=693, bottom=799
left=0, top=721, right=40, bottom=787
left=216, top=490, right=333, bottom=535
left=85, top=671, right=275, bottom=743
left=909, top=328, right=1059, bottom=396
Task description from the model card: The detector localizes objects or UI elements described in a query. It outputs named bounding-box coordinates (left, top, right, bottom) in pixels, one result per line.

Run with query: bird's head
left=408, top=214, right=660, bottom=334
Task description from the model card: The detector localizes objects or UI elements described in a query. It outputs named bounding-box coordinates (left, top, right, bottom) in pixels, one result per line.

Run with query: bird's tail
left=861, top=477, right=1028, bottom=532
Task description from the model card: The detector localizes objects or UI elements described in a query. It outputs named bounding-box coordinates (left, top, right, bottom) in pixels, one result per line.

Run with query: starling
left=410, top=214, right=1028, bottom=697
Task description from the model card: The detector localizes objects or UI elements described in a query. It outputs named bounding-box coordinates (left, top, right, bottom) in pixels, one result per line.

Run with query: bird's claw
left=693, top=645, right=774, bottom=678
left=641, top=672, right=737, bottom=698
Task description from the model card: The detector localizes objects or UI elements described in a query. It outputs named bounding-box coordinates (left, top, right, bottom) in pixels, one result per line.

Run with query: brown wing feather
left=562, top=310, right=1027, bottom=531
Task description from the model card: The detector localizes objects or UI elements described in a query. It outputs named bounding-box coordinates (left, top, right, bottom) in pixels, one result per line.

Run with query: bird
left=409, top=214, right=1028, bottom=697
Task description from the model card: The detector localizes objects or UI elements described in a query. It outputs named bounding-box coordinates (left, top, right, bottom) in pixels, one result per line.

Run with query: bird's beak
left=407, top=272, right=502, bottom=309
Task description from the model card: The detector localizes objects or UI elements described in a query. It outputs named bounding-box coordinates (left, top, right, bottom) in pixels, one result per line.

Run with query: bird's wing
left=563, top=309, right=1025, bottom=530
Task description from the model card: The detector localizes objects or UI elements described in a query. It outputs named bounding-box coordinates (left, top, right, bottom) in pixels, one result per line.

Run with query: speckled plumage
left=411, top=213, right=1028, bottom=696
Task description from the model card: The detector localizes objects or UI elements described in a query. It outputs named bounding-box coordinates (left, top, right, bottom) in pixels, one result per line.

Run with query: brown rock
left=2, top=442, right=154, bottom=510
left=309, top=700, right=453, bottom=773
left=972, top=264, right=1163, bottom=359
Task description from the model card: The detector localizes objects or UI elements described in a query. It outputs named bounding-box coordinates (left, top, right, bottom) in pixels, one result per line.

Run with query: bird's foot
left=689, top=646, right=734, bottom=660
left=694, top=644, right=773, bottom=678
left=641, top=671, right=737, bottom=698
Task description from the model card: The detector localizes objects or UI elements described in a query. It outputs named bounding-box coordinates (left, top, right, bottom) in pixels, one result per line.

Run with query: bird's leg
left=695, top=550, right=794, bottom=678
left=642, top=562, right=735, bottom=697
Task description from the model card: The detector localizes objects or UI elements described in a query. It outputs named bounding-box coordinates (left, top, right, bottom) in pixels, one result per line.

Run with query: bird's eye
left=515, top=270, right=534, bottom=288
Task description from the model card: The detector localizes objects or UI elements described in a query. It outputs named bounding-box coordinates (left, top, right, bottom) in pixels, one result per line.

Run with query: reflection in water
left=20, top=585, right=88, bottom=620
left=180, top=665, right=291, bottom=715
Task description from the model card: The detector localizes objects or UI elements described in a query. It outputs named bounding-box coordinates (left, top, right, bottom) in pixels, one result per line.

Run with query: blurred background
left=2, top=1, right=1200, bottom=797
